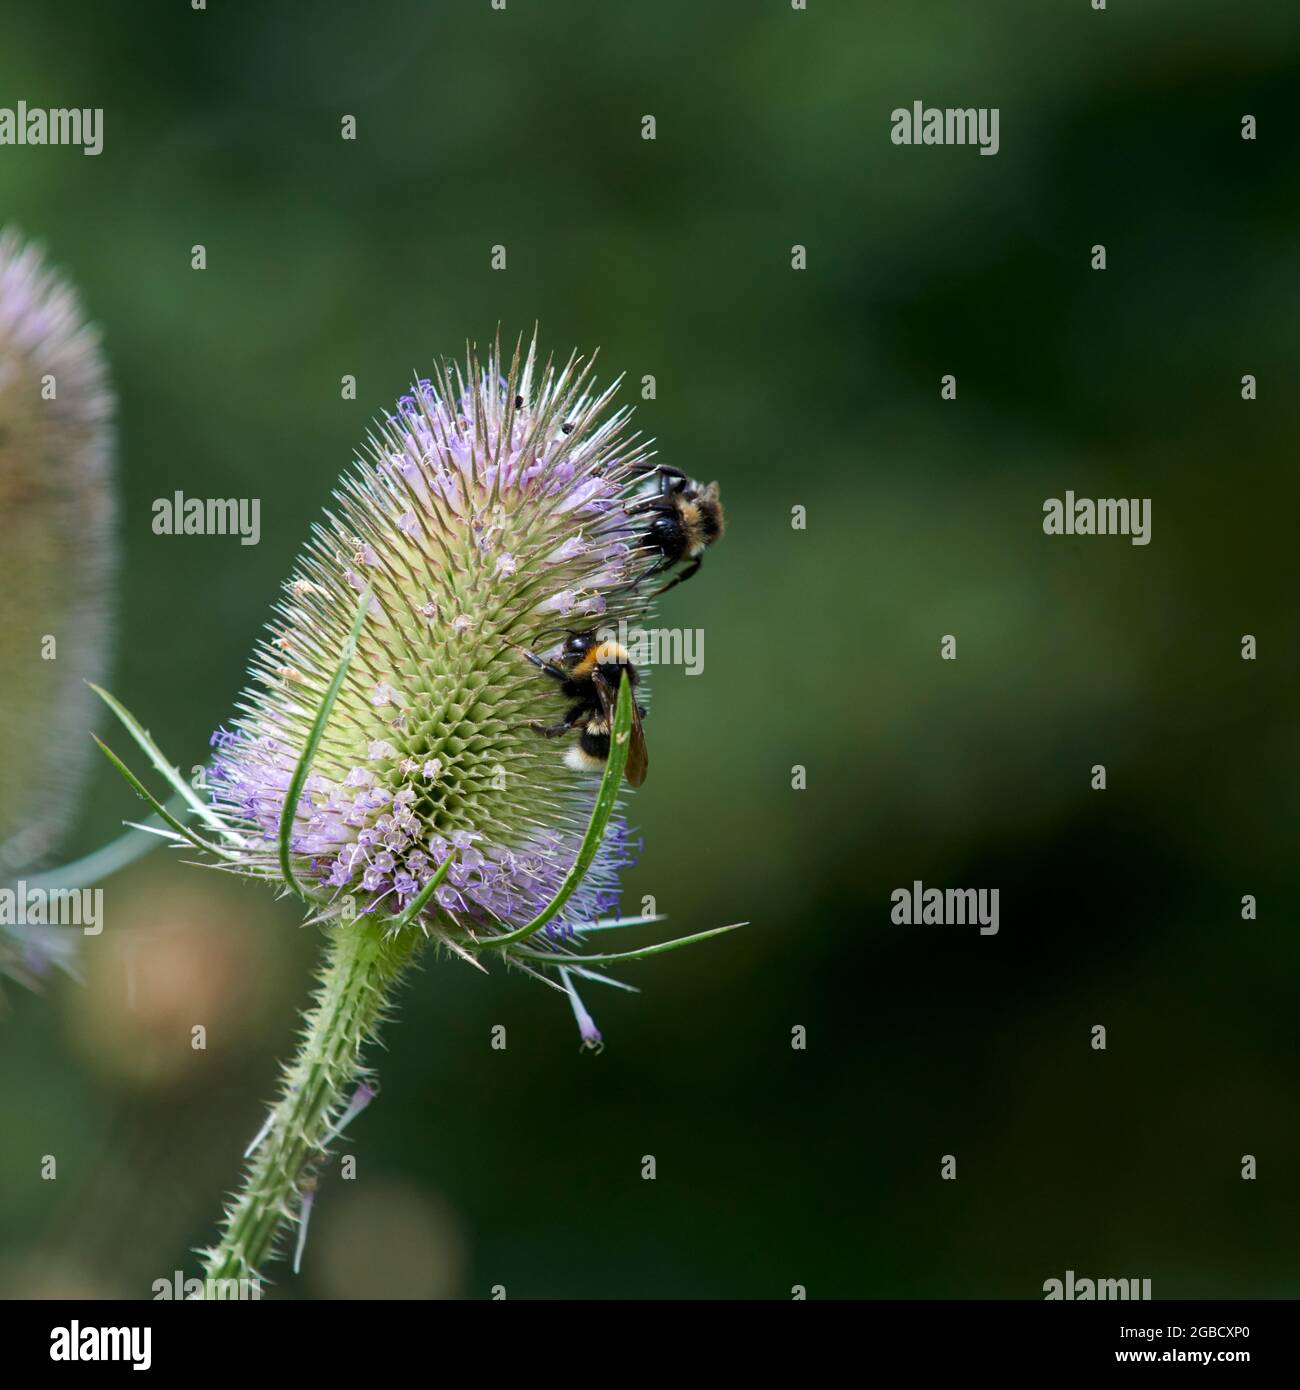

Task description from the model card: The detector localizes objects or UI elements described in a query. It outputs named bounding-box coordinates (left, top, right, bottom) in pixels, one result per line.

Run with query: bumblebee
left=520, top=630, right=649, bottom=786
left=625, top=465, right=724, bottom=595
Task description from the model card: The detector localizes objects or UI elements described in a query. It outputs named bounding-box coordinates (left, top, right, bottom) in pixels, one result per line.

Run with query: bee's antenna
left=508, top=640, right=548, bottom=672
left=527, top=624, right=574, bottom=646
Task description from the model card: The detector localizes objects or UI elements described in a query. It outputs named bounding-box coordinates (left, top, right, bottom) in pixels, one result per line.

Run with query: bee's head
left=563, top=629, right=597, bottom=661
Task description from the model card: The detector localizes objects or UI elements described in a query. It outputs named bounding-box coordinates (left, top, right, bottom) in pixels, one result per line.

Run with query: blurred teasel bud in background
left=0, top=230, right=115, bottom=980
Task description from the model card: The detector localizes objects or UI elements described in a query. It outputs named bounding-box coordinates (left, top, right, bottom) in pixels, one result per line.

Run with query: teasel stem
left=198, top=918, right=423, bottom=1289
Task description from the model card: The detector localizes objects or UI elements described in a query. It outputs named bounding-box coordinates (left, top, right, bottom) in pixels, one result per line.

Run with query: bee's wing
left=593, top=669, right=649, bottom=787
left=624, top=698, right=649, bottom=787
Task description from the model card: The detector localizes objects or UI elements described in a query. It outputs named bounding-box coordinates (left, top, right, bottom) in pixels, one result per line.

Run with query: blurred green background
left=3, top=0, right=1300, bottom=1298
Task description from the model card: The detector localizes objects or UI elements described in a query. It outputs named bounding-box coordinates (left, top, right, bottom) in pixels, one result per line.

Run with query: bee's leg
left=529, top=719, right=573, bottom=739
left=627, top=466, right=688, bottom=513
left=652, top=556, right=701, bottom=596
left=629, top=461, right=688, bottom=485
left=625, top=494, right=676, bottom=518
left=606, top=551, right=675, bottom=596
left=652, top=464, right=690, bottom=491
left=518, top=647, right=568, bottom=682
left=657, top=470, right=690, bottom=503
left=635, top=553, right=676, bottom=583
left=529, top=700, right=588, bottom=739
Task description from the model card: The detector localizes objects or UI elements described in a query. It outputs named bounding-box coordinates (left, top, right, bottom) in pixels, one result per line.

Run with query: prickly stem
left=198, top=922, right=423, bottom=1287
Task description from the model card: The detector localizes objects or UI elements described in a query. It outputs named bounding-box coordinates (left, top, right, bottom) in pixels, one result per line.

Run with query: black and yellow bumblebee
left=519, top=630, right=649, bottom=786
left=625, top=464, right=724, bottom=595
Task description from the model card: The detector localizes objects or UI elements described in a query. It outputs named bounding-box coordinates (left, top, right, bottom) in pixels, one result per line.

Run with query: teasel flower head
left=190, top=331, right=732, bottom=1041
left=0, top=230, right=113, bottom=993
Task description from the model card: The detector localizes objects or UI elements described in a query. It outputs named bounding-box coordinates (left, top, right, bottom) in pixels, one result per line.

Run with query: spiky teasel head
left=200, top=332, right=692, bottom=1034
left=0, top=230, right=114, bottom=881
